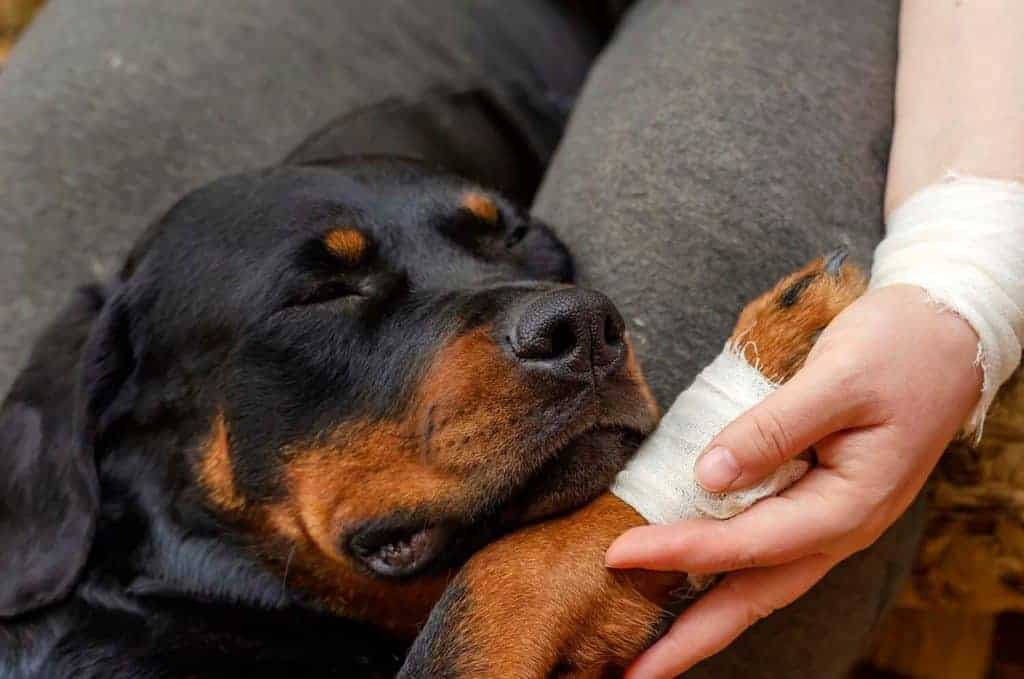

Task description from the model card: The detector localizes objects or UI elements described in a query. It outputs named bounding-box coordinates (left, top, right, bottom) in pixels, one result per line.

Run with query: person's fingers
left=695, top=358, right=870, bottom=492
left=623, top=553, right=836, bottom=679
left=606, top=467, right=871, bottom=572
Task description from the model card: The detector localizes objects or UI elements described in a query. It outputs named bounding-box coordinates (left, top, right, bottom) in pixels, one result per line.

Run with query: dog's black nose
left=511, top=288, right=626, bottom=380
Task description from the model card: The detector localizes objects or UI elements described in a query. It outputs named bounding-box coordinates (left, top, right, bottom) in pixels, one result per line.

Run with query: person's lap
left=0, top=1, right=921, bottom=676
left=536, top=1, right=922, bottom=676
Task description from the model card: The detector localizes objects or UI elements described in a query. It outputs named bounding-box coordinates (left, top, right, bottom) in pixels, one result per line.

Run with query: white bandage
left=871, top=177, right=1024, bottom=436
left=611, top=346, right=809, bottom=526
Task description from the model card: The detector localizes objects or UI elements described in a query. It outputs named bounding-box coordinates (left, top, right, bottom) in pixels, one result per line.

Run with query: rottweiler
left=0, top=109, right=659, bottom=678
left=0, top=92, right=865, bottom=677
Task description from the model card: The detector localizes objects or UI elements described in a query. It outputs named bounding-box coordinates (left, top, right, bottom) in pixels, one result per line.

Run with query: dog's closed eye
left=441, top=191, right=533, bottom=258
left=504, top=222, right=528, bottom=247
left=291, top=280, right=365, bottom=308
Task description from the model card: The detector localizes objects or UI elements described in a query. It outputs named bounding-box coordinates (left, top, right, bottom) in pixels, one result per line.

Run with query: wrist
left=880, top=284, right=982, bottom=383
left=837, top=285, right=984, bottom=438
left=871, top=177, right=1024, bottom=435
left=855, top=285, right=981, bottom=385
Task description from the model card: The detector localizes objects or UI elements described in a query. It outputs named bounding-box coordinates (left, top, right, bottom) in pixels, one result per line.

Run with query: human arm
left=607, top=3, right=1024, bottom=677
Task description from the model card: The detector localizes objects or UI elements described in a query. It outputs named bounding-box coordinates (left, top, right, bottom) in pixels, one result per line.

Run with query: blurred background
left=3, top=2, right=1024, bottom=678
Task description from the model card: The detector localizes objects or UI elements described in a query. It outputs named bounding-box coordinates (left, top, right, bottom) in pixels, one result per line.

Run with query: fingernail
left=696, top=446, right=740, bottom=491
left=605, top=540, right=625, bottom=567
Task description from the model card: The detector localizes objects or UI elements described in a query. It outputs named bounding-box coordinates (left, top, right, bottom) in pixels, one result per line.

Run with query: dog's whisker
left=278, top=545, right=296, bottom=607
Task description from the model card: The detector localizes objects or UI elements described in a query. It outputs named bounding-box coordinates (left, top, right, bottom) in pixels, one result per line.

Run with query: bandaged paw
left=611, top=346, right=806, bottom=526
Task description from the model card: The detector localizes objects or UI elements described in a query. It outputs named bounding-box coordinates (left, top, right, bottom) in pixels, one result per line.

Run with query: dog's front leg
left=399, top=493, right=674, bottom=678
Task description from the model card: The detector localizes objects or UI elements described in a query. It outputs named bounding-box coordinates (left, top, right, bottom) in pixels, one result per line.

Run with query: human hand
left=605, top=283, right=983, bottom=679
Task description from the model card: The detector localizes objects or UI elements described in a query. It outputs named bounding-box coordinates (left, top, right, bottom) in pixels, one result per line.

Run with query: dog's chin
left=500, top=425, right=646, bottom=525
left=348, top=425, right=646, bottom=579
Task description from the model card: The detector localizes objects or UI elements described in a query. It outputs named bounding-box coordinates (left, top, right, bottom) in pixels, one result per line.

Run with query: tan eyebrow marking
left=461, top=191, right=499, bottom=224
left=323, top=228, right=368, bottom=264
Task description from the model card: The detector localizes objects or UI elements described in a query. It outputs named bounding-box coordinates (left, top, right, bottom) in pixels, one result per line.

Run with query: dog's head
left=0, top=160, right=657, bottom=634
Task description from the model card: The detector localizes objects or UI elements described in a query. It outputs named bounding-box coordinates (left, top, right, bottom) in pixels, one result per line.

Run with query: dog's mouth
left=348, top=519, right=457, bottom=579
left=347, top=423, right=647, bottom=579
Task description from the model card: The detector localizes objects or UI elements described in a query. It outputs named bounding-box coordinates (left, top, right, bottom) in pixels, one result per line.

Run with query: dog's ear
left=0, top=283, right=136, bottom=617
left=284, top=89, right=549, bottom=205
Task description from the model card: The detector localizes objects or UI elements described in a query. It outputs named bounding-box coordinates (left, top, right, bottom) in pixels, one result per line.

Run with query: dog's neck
left=88, top=428, right=301, bottom=613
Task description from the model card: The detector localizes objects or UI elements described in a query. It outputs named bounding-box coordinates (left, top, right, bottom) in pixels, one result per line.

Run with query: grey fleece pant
left=0, top=1, right=922, bottom=676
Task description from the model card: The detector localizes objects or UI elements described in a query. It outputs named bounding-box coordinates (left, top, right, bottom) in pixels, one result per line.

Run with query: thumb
left=695, top=362, right=856, bottom=492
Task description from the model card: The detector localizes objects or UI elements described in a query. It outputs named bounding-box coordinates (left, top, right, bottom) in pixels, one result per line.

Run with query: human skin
left=605, top=2, right=1024, bottom=677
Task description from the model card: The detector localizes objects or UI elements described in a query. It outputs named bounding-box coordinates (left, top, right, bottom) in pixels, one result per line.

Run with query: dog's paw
left=730, top=248, right=866, bottom=381
left=398, top=495, right=672, bottom=679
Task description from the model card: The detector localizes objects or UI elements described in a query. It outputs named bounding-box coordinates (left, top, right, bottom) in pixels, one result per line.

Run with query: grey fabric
left=535, top=0, right=896, bottom=406
left=0, top=1, right=922, bottom=677
left=533, top=1, right=921, bottom=676
left=0, top=0, right=599, bottom=394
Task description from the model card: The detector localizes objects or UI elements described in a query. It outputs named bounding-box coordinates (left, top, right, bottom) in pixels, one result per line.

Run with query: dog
left=1, top=89, right=864, bottom=676
left=397, top=253, right=867, bottom=678
left=0, top=150, right=662, bottom=678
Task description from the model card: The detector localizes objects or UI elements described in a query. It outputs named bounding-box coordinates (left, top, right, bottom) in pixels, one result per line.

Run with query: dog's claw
left=824, top=247, right=849, bottom=276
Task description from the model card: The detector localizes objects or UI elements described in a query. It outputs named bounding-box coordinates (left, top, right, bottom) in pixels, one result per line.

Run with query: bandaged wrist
left=871, top=177, right=1024, bottom=436
left=610, top=345, right=809, bottom=526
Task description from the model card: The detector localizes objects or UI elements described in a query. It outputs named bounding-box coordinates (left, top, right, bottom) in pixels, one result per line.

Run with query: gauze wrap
left=871, top=177, right=1024, bottom=436
left=611, top=345, right=809, bottom=526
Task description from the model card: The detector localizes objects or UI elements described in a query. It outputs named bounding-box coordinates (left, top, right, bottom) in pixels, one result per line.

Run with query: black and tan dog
left=0, top=153, right=659, bottom=677
left=0, top=95, right=866, bottom=676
